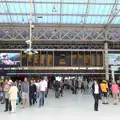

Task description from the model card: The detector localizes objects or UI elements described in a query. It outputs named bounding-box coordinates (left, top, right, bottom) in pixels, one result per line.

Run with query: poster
left=108, top=54, right=120, bottom=65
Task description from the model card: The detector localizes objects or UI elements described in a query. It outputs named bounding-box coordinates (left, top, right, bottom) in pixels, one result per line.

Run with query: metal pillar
left=104, top=42, right=109, bottom=80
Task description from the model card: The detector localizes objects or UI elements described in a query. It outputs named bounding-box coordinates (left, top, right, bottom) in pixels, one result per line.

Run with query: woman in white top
left=9, top=82, right=18, bottom=113
left=92, top=80, right=101, bottom=111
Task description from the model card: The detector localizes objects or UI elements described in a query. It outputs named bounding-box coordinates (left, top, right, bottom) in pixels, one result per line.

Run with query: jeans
left=55, top=89, right=60, bottom=98
left=5, top=99, right=12, bottom=111
left=2, top=92, right=5, bottom=103
left=39, top=91, right=45, bottom=106
left=29, top=94, right=36, bottom=106
left=93, top=94, right=99, bottom=111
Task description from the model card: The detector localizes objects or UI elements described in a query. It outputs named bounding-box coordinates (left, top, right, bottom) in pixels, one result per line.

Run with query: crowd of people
left=0, top=76, right=120, bottom=113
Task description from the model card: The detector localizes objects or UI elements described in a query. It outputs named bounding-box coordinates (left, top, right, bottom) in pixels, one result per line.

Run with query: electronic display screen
left=0, top=53, right=20, bottom=66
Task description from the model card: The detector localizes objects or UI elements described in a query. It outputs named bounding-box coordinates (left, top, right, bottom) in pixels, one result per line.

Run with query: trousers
left=11, top=100, right=16, bottom=113
left=5, top=98, right=11, bottom=111
left=29, top=94, right=36, bottom=106
left=39, top=91, right=45, bottom=106
left=93, top=94, right=99, bottom=111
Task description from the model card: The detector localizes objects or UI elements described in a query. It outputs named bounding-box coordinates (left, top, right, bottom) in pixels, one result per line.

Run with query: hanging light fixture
left=52, top=6, right=57, bottom=12
left=24, top=0, right=38, bottom=55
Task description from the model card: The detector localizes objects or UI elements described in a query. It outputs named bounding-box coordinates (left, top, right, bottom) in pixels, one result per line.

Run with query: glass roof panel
left=88, top=5, right=113, bottom=15
left=62, top=16, right=83, bottom=24
left=62, top=4, right=86, bottom=14
left=90, top=0, right=116, bottom=3
left=63, top=0, right=88, bottom=2
left=35, top=4, right=60, bottom=14
left=0, top=0, right=120, bottom=24
left=86, top=16, right=109, bottom=24
left=112, top=17, right=120, bottom=24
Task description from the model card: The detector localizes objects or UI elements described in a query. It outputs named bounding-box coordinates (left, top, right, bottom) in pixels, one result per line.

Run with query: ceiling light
left=52, top=6, right=57, bottom=12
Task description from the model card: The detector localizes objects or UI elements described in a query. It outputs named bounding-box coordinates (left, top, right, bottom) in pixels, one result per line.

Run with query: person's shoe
left=105, top=102, right=108, bottom=104
left=4, top=110, right=8, bottom=112
left=114, top=103, right=117, bottom=105
left=102, top=102, right=105, bottom=104
left=38, top=106, right=41, bottom=108
left=94, top=109, right=98, bottom=111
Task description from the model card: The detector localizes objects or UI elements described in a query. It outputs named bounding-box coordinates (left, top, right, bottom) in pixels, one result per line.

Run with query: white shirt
left=39, top=80, right=47, bottom=92
left=94, top=84, right=99, bottom=94
left=34, top=83, right=39, bottom=92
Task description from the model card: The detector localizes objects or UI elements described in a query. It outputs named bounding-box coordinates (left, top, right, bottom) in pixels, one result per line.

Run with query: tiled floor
left=0, top=91, right=120, bottom=120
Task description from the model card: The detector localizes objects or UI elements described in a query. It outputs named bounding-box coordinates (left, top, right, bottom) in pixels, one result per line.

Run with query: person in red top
left=111, top=81, right=119, bottom=105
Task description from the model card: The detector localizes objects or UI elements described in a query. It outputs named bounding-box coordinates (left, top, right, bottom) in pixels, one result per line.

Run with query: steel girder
left=0, top=43, right=104, bottom=50
left=0, top=27, right=120, bottom=42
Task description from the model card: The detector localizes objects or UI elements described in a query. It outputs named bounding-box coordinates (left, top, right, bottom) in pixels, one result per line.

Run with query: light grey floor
left=0, top=91, right=120, bottom=120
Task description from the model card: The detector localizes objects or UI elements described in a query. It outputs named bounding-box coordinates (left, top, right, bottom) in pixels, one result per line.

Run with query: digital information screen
left=54, top=51, right=71, bottom=66
left=0, top=53, right=20, bottom=66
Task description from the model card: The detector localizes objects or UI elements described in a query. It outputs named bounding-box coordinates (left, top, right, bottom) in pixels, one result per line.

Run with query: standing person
left=21, top=77, right=29, bottom=108
left=8, top=82, right=18, bottom=114
left=38, top=79, right=47, bottom=107
left=4, top=79, right=12, bottom=112
left=54, top=80, right=60, bottom=98
left=111, top=81, right=119, bottom=105
left=92, top=80, right=101, bottom=111
left=45, top=78, right=50, bottom=98
left=60, top=79, right=64, bottom=97
left=29, top=80, right=37, bottom=106
left=100, top=80, right=109, bottom=104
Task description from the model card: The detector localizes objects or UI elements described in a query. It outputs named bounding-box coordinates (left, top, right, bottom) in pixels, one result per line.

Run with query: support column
left=104, top=42, right=109, bottom=80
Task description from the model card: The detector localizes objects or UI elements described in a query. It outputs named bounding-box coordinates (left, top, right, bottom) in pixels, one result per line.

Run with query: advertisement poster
left=108, top=54, right=120, bottom=65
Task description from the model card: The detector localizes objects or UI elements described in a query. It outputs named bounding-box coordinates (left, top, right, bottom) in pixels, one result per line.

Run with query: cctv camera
left=31, top=25, right=35, bottom=30
left=25, top=40, right=32, bottom=44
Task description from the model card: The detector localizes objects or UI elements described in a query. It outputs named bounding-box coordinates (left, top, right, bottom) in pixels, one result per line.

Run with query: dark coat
left=92, top=84, right=101, bottom=99
left=29, top=84, right=37, bottom=95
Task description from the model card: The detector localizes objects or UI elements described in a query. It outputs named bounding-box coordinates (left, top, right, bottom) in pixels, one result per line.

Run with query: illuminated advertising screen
left=108, top=54, right=120, bottom=65
left=0, top=53, right=20, bottom=66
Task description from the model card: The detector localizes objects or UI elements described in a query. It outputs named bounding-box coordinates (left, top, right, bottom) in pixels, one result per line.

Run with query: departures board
left=21, top=51, right=103, bottom=67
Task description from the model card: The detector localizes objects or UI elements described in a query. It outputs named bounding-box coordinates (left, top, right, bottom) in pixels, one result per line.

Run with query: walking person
left=111, top=81, right=119, bottom=105
left=92, top=80, right=101, bottom=111
left=8, top=82, right=18, bottom=114
left=4, top=79, right=12, bottom=112
left=29, top=80, right=37, bottom=106
left=54, top=80, right=60, bottom=98
left=100, top=80, right=109, bottom=104
left=38, top=79, right=47, bottom=107
left=21, top=77, right=29, bottom=108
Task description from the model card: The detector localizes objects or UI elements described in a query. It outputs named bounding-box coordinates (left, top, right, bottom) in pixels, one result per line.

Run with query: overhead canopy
left=0, top=0, right=120, bottom=24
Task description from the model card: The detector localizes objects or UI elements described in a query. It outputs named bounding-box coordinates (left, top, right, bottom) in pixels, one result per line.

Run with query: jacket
left=92, top=84, right=101, bottom=99
left=100, top=82, right=108, bottom=93
left=8, top=86, right=18, bottom=100
left=29, top=83, right=37, bottom=95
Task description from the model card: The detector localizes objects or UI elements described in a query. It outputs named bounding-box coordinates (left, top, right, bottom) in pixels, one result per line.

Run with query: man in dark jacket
left=29, top=80, right=37, bottom=106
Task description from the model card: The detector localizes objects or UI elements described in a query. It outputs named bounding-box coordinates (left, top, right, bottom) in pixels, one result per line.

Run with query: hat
left=8, top=80, right=13, bottom=84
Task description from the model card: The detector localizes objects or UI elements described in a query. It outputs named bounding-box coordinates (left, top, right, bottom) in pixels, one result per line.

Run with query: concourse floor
left=0, top=91, right=120, bottom=120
